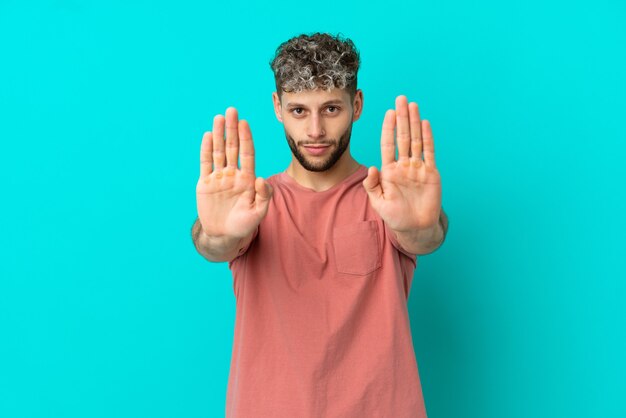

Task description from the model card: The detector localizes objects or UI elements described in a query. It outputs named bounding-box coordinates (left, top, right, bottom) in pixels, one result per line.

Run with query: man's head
left=269, top=33, right=363, bottom=172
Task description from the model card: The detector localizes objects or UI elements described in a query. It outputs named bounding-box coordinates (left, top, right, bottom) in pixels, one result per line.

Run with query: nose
left=307, top=115, right=326, bottom=139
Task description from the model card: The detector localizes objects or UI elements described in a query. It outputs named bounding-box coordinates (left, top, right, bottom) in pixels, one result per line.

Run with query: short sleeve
left=384, top=222, right=418, bottom=266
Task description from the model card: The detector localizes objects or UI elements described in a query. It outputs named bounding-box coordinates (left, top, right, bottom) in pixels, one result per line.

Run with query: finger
left=200, top=131, right=213, bottom=177
left=395, top=95, right=411, bottom=161
left=408, top=102, right=423, bottom=164
left=422, top=120, right=436, bottom=168
left=212, top=114, right=226, bottom=170
left=381, top=109, right=396, bottom=165
left=239, top=119, right=255, bottom=175
left=254, top=177, right=273, bottom=211
left=362, top=166, right=383, bottom=200
left=225, top=107, right=239, bottom=169
left=254, top=178, right=273, bottom=219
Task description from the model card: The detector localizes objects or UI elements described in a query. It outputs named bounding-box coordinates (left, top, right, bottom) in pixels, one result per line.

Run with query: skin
left=193, top=88, right=446, bottom=261
left=271, top=88, right=363, bottom=191
left=361, top=96, right=445, bottom=253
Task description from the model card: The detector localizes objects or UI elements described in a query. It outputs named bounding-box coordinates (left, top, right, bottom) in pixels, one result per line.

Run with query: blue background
left=1, top=1, right=624, bottom=417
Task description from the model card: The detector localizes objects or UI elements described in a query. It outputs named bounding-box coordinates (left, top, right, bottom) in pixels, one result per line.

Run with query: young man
left=192, top=33, right=448, bottom=418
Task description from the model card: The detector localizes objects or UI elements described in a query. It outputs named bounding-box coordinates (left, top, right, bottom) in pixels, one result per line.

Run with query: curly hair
left=269, top=32, right=360, bottom=100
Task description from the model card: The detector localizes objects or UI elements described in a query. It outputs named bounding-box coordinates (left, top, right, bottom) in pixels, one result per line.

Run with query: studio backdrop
left=1, top=1, right=624, bottom=417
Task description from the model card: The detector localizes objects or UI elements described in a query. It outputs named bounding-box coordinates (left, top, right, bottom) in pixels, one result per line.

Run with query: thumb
left=254, top=177, right=273, bottom=210
left=362, top=166, right=383, bottom=200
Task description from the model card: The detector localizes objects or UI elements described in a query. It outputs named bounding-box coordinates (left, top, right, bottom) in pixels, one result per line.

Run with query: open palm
left=363, top=96, right=442, bottom=233
left=196, top=108, right=272, bottom=240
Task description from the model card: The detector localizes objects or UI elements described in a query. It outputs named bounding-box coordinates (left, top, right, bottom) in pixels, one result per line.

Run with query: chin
left=299, top=150, right=346, bottom=172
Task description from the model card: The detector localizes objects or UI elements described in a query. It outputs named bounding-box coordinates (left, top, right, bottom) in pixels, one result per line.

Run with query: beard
left=284, top=123, right=353, bottom=172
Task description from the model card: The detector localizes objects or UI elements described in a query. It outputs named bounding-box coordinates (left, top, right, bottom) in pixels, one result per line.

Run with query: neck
left=286, top=151, right=361, bottom=192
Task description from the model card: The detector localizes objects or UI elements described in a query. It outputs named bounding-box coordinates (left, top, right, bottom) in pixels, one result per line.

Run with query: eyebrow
left=285, top=100, right=344, bottom=108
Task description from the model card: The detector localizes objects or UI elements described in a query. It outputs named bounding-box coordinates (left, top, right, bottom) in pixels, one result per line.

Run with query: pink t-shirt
left=226, top=165, right=428, bottom=418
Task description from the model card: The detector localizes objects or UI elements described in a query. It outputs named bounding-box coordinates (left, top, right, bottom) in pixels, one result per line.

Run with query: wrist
left=394, top=221, right=440, bottom=244
left=199, top=227, right=242, bottom=248
left=392, top=212, right=446, bottom=255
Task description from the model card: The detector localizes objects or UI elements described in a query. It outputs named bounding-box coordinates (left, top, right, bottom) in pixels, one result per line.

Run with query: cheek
left=330, top=118, right=352, bottom=136
left=283, top=120, right=304, bottom=136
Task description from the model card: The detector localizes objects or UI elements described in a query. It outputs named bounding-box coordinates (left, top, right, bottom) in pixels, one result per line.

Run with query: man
left=191, top=32, right=448, bottom=418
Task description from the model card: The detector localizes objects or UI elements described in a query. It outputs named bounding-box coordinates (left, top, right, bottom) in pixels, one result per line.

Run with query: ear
left=272, top=91, right=283, bottom=123
left=352, top=89, right=364, bottom=122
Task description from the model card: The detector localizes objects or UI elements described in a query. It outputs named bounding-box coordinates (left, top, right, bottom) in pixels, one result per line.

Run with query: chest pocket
left=332, top=220, right=382, bottom=275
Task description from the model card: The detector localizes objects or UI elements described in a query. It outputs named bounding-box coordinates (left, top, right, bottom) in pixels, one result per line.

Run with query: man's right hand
left=196, top=107, right=272, bottom=246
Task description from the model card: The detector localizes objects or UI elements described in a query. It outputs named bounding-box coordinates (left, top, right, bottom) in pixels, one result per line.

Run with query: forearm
left=393, top=209, right=449, bottom=255
left=191, top=218, right=254, bottom=263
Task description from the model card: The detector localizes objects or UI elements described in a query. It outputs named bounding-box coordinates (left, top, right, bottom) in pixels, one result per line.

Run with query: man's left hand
left=363, top=95, right=442, bottom=235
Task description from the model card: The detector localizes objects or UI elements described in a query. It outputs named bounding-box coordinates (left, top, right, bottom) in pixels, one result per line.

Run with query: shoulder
left=265, top=172, right=285, bottom=188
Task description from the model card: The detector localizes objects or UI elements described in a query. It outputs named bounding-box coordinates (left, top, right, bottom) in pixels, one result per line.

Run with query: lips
left=302, top=144, right=331, bottom=156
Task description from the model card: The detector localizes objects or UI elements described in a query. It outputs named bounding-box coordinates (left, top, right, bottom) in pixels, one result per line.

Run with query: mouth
left=302, top=144, right=331, bottom=156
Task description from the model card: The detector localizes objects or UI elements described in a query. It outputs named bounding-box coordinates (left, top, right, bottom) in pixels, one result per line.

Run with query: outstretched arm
left=363, top=95, right=448, bottom=255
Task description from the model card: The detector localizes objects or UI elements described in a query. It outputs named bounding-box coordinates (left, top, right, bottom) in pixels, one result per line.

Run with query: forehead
left=282, top=88, right=351, bottom=107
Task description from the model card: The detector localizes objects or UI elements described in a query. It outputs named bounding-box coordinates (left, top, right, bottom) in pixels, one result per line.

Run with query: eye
left=327, top=106, right=340, bottom=114
left=291, top=107, right=305, bottom=116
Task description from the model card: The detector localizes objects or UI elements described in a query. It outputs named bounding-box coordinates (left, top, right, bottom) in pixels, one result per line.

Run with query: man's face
left=272, top=88, right=363, bottom=172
